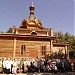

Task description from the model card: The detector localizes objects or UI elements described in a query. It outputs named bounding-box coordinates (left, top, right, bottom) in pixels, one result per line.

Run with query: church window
left=21, top=45, right=26, bottom=55
left=41, top=46, right=46, bottom=55
left=31, top=31, right=37, bottom=36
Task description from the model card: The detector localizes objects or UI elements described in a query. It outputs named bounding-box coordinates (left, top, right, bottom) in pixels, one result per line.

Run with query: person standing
left=12, top=59, right=17, bottom=75
left=3, top=58, right=7, bottom=73
left=0, top=58, right=2, bottom=73
left=6, top=58, right=11, bottom=74
left=20, top=58, right=24, bottom=73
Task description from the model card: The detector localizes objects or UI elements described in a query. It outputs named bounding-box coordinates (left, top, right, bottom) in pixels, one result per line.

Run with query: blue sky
left=0, top=0, right=74, bottom=35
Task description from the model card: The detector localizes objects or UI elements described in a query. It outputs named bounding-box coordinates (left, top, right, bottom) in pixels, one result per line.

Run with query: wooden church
left=0, top=2, right=69, bottom=59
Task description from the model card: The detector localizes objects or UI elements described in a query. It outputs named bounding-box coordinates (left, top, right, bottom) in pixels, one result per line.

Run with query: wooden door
left=30, top=50, right=38, bottom=58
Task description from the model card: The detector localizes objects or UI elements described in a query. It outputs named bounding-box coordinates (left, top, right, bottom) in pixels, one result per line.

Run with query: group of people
left=0, top=57, right=75, bottom=74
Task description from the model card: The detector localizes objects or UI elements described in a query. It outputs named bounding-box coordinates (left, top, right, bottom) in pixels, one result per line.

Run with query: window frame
left=41, top=46, right=46, bottom=55
left=21, top=45, right=26, bottom=55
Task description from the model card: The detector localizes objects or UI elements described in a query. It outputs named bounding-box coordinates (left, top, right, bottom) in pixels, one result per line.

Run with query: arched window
left=31, top=31, right=37, bottom=36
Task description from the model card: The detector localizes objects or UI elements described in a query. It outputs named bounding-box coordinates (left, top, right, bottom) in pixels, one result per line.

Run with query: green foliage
left=54, top=31, right=75, bottom=58
left=50, top=51, right=65, bottom=59
left=69, top=50, right=75, bottom=58
left=55, top=31, right=65, bottom=42
left=64, top=32, right=70, bottom=42
left=6, top=27, right=12, bottom=33
left=0, top=30, right=3, bottom=33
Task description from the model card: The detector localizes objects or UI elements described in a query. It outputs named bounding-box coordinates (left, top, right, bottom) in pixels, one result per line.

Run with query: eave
left=0, top=33, right=56, bottom=41
left=53, top=42, right=69, bottom=46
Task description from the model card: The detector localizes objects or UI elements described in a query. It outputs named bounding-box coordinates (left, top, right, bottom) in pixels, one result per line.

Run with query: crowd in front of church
left=0, top=57, right=75, bottom=74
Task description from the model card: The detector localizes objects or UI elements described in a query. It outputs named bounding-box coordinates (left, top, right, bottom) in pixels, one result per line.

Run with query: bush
left=50, top=52, right=65, bottom=59
left=69, top=50, right=75, bottom=58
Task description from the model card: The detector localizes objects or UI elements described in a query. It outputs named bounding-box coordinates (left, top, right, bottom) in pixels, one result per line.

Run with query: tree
left=54, top=31, right=65, bottom=42
left=0, top=30, right=3, bottom=33
left=6, top=27, right=12, bottom=33
left=69, top=50, right=75, bottom=58
left=54, top=31, right=75, bottom=58
left=64, top=32, right=70, bottom=42
left=50, top=51, right=65, bottom=59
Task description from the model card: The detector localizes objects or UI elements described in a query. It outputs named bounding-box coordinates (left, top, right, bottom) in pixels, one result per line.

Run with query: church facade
left=0, top=3, right=69, bottom=59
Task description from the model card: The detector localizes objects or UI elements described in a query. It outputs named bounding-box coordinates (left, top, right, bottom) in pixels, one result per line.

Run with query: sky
left=0, top=0, right=74, bottom=36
